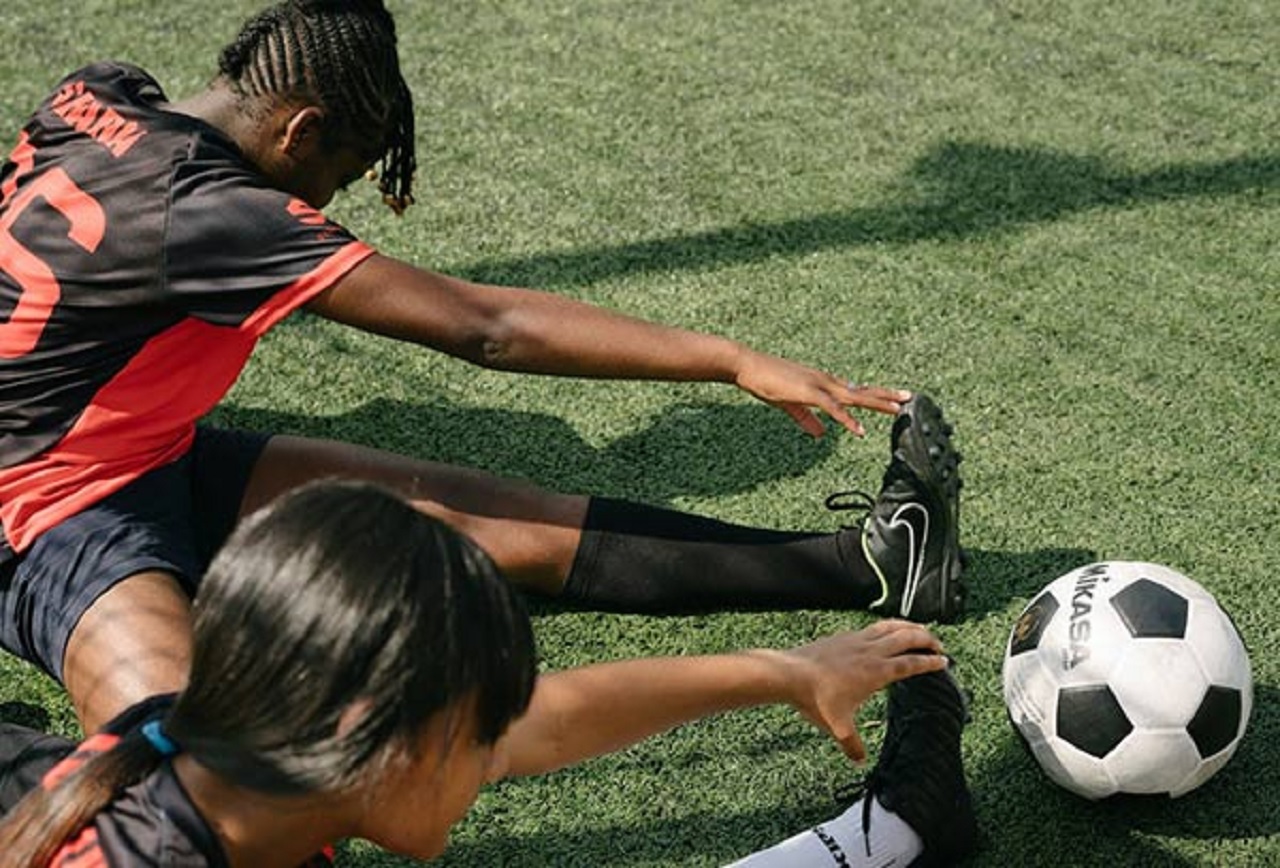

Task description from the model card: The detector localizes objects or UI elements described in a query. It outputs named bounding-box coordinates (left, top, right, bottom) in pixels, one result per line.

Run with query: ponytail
left=0, top=482, right=537, bottom=863
left=0, top=727, right=173, bottom=868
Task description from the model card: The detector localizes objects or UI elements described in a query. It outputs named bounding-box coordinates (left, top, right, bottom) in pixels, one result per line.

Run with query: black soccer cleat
left=853, top=663, right=978, bottom=867
left=829, top=394, right=965, bottom=623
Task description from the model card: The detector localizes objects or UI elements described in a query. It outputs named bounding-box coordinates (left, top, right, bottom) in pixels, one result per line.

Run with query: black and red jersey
left=0, top=695, right=334, bottom=867
left=0, top=62, right=374, bottom=552
left=42, top=697, right=231, bottom=868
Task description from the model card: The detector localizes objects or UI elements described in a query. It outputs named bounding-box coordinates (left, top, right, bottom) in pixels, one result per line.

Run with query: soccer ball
left=1002, top=561, right=1252, bottom=800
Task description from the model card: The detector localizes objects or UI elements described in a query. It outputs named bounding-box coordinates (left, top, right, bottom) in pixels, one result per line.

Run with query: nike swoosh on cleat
left=888, top=502, right=929, bottom=617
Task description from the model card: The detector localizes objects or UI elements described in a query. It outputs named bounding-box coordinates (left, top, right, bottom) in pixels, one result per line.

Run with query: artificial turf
left=1, top=1, right=1276, bottom=865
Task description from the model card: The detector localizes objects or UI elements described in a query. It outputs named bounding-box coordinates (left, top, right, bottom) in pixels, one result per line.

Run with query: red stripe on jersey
left=42, top=733, right=121, bottom=790
left=50, top=826, right=108, bottom=868
left=241, top=240, right=372, bottom=336
left=43, top=733, right=116, bottom=868
left=0, top=241, right=373, bottom=552
left=287, top=198, right=327, bottom=227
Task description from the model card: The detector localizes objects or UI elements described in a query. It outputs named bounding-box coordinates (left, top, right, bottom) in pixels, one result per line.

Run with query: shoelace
left=831, top=705, right=914, bottom=859
left=832, top=677, right=968, bottom=859
left=824, top=452, right=920, bottom=526
left=828, top=775, right=881, bottom=859
left=828, top=777, right=877, bottom=859
left=824, top=490, right=875, bottom=530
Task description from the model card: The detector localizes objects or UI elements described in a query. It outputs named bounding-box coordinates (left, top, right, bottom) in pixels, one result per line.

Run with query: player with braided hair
left=0, top=0, right=967, bottom=736
left=216, top=0, right=417, bottom=212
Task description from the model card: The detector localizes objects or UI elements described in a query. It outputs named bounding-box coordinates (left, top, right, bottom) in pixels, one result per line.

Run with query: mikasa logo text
left=1063, top=564, right=1111, bottom=670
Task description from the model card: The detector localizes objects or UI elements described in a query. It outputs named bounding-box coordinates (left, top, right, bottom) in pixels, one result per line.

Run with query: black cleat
left=829, top=394, right=965, bottom=622
left=849, top=664, right=978, bottom=867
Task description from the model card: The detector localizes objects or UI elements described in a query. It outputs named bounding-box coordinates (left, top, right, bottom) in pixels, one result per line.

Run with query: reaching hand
left=774, top=619, right=946, bottom=762
left=732, top=347, right=911, bottom=437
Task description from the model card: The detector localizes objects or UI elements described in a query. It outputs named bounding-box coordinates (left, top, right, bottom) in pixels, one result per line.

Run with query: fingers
left=868, top=619, right=946, bottom=657
left=810, top=393, right=865, bottom=437
left=888, top=649, right=949, bottom=682
left=841, top=383, right=913, bottom=416
left=822, top=652, right=942, bottom=764
left=739, top=353, right=909, bottom=434
left=835, top=722, right=868, bottom=764
left=803, top=381, right=910, bottom=437
left=801, top=620, right=943, bottom=673
left=782, top=403, right=828, bottom=438
left=793, top=623, right=949, bottom=764
left=860, top=618, right=943, bottom=652
left=734, top=348, right=911, bottom=424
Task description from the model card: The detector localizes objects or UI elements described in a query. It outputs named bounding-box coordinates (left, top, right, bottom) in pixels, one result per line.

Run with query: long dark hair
left=218, top=0, right=418, bottom=214
left=0, top=481, right=537, bottom=867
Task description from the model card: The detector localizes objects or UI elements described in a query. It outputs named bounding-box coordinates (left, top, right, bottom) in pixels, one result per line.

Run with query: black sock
left=562, top=497, right=883, bottom=614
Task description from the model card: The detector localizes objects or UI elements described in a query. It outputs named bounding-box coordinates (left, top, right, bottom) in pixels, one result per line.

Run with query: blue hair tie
left=141, top=720, right=180, bottom=757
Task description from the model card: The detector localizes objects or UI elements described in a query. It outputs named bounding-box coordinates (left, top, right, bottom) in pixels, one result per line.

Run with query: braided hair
left=218, top=0, right=417, bottom=214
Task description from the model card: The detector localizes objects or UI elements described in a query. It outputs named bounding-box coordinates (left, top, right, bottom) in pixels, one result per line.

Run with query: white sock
left=724, top=796, right=923, bottom=867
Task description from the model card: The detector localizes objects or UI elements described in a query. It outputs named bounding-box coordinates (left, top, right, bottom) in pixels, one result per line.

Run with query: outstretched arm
left=492, top=619, right=945, bottom=780
left=306, top=254, right=908, bottom=435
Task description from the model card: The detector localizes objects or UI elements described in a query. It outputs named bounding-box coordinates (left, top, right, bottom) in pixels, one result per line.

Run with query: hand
left=732, top=347, right=911, bottom=437
left=772, top=620, right=946, bottom=762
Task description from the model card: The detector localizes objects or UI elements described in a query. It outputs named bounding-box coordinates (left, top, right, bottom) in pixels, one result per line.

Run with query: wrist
left=718, top=339, right=750, bottom=385
left=740, top=648, right=807, bottom=710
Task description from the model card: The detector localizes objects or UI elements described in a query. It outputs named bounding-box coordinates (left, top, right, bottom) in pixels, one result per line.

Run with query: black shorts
left=0, top=427, right=270, bottom=682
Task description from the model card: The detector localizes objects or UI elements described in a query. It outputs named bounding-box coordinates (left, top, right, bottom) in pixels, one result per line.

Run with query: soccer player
left=0, top=0, right=965, bottom=735
left=0, top=482, right=977, bottom=867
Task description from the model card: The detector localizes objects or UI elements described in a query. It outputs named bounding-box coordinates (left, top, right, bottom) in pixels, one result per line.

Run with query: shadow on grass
left=355, top=677, right=1280, bottom=868
left=449, top=142, right=1280, bottom=289
left=426, top=800, right=861, bottom=868
left=213, top=396, right=843, bottom=508
left=0, top=701, right=48, bottom=729
left=961, top=546, right=1098, bottom=622
left=1116, top=683, right=1280, bottom=841
left=970, top=688, right=1280, bottom=866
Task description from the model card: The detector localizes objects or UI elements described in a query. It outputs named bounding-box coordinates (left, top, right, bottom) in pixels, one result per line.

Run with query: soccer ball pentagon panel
left=1002, top=561, right=1252, bottom=800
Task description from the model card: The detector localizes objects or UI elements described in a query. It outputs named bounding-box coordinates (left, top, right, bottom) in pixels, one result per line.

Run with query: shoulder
left=48, top=61, right=168, bottom=108
left=77, top=764, right=227, bottom=868
left=40, top=695, right=177, bottom=789
left=65, top=61, right=165, bottom=97
left=27, top=61, right=177, bottom=167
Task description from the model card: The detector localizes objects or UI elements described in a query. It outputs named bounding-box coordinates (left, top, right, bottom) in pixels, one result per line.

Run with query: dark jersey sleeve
left=165, top=145, right=368, bottom=332
left=0, top=62, right=375, bottom=548
left=0, top=723, right=74, bottom=813
left=16, top=693, right=334, bottom=867
left=0, top=695, right=170, bottom=814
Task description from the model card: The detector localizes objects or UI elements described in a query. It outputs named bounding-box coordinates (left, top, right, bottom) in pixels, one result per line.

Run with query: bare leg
left=62, top=436, right=587, bottom=732
left=241, top=435, right=589, bottom=596
left=63, top=571, right=193, bottom=733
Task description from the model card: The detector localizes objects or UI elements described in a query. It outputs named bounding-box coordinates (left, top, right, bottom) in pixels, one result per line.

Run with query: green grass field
left=1, top=1, right=1277, bottom=865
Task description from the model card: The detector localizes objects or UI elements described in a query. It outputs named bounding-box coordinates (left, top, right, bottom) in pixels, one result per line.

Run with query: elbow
left=479, top=334, right=513, bottom=369
left=472, top=311, right=524, bottom=370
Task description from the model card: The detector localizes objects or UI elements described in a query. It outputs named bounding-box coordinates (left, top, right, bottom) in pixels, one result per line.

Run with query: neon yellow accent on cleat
left=862, top=523, right=891, bottom=609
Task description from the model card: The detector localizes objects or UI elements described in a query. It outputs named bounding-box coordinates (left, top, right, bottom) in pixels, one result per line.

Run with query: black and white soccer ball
left=1002, top=561, right=1251, bottom=800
